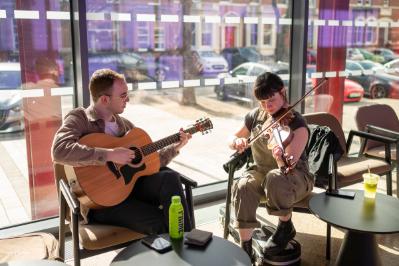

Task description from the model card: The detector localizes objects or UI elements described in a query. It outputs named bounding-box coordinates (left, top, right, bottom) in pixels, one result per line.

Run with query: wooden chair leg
left=185, top=186, right=195, bottom=229
left=58, top=192, right=66, bottom=261
left=223, top=165, right=235, bottom=239
left=326, top=223, right=331, bottom=260
left=71, top=211, right=80, bottom=266
left=386, top=172, right=392, bottom=196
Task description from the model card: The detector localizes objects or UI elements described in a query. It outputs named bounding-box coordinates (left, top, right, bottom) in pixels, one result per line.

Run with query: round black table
left=111, top=233, right=251, bottom=266
left=309, top=190, right=399, bottom=266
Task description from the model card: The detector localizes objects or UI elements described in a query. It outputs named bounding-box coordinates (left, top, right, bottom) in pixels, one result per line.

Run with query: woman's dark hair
left=253, top=72, right=285, bottom=100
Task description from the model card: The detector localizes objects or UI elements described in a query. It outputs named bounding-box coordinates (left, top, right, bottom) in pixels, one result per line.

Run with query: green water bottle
left=169, top=195, right=184, bottom=239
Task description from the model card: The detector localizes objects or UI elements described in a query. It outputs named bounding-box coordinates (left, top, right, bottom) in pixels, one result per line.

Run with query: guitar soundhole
left=129, top=147, right=142, bottom=164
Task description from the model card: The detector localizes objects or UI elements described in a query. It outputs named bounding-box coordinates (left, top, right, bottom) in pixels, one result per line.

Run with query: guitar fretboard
left=141, top=127, right=198, bottom=156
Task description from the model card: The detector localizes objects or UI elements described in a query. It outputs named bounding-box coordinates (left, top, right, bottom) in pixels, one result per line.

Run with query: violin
left=262, top=107, right=295, bottom=174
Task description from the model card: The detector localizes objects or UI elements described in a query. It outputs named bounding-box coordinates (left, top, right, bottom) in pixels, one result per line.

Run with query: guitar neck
left=141, top=127, right=198, bottom=156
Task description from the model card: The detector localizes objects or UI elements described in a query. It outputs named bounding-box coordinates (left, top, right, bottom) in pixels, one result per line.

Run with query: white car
left=192, top=49, right=228, bottom=77
left=0, top=62, right=24, bottom=133
left=384, top=58, right=399, bottom=75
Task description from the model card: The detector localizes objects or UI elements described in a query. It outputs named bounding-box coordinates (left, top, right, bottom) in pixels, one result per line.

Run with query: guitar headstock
left=194, top=118, right=213, bottom=135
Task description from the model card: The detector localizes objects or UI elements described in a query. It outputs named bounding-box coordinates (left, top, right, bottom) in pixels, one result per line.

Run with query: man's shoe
left=241, top=239, right=254, bottom=262
left=263, top=219, right=296, bottom=256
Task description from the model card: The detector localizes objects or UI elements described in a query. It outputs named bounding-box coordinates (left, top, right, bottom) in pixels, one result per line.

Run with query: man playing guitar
left=52, top=68, right=192, bottom=234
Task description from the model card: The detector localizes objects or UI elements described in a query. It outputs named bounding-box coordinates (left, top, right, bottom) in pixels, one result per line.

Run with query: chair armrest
left=59, top=179, right=80, bottom=215
left=347, top=129, right=396, bottom=151
left=223, top=148, right=253, bottom=174
left=180, top=173, right=198, bottom=188
left=366, top=124, right=399, bottom=140
left=347, top=129, right=396, bottom=163
left=164, top=166, right=198, bottom=188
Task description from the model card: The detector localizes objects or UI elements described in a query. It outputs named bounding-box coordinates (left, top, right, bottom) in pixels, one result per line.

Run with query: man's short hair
left=89, top=69, right=125, bottom=102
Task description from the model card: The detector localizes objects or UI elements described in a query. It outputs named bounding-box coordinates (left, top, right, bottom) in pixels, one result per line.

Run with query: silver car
left=0, top=62, right=24, bottom=133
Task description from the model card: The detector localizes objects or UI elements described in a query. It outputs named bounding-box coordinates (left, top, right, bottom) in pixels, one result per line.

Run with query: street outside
left=0, top=85, right=398, bottom=228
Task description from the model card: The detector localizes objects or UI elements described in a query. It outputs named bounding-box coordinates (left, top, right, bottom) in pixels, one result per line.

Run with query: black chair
left=355, top=104, right=399, bottom=197
left=55, top=164, right=197, bottom=266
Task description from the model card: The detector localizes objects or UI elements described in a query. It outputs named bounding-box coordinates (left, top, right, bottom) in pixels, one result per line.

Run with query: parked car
left=357, top=60, right=384, bottom=71
left=88, top=52, right=169, bottom=82
left=0, top=62, right=24, bottom=133
left=215, top=62, right=312, bottom=102
left=221, top=47, right=262, bottom=70
left=384, top=58, right=399, bottom=75
left=347, top=48, right=365, bottom=61
left=346, top=59, right=397, bottom=98
left=191, top=48, right=228, bottom=77
left=307, top=64, right=364, bottom=102
left=371, top=48, right=398, bottom=64
left=357, top=48, right=385, bottom=63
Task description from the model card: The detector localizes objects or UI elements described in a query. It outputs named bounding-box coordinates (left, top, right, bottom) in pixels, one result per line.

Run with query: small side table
left=111, top=233, right=251, bottom=266
left=309, top=190, right=399, bottom=266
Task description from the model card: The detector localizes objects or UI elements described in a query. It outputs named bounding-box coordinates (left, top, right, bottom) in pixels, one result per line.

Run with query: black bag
left=306, top=124, right=344, bottom=188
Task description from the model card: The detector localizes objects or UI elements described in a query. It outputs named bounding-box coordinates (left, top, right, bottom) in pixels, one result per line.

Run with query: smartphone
left=141, top=235, right=172, bottom=253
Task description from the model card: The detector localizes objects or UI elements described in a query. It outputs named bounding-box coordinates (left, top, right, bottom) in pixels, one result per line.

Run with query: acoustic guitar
left=64, top=118, right=213, bottom=209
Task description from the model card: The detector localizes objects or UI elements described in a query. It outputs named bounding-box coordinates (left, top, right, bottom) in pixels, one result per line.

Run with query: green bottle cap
left=172, top=195, right=181, bottom=203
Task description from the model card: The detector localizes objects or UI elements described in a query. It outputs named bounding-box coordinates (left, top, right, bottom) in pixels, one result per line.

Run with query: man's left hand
left=175, top=128, right=192, bottom=151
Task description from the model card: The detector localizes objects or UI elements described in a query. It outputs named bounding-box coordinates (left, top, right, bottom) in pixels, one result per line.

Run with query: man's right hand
left=106, top=147, right=135, bottom=164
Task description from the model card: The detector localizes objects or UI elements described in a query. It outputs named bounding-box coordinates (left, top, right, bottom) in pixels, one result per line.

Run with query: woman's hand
left=272, top=145, right=295, bottom=171
left=272, top=145, right=284, bottom=160
left=175, top=128, right=192, bottom=151
left=233, top=137, right=248, bottom=153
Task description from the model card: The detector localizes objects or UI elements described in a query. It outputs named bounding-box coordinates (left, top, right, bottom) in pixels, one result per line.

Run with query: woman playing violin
left=229, top=72, right=314, bottom=258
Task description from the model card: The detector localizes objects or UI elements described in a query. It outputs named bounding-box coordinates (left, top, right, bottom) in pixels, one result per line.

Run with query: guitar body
left=72, top=128, right=160, bottom=209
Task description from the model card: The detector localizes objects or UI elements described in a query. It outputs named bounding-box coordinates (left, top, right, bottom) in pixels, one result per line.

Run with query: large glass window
left=306, top=0, right=399, bottom=149
left=84, top=0, right=292, bottom=188
left=1, top=0, right=292, bottom=228
left=0, top=0, right=74, bottom=228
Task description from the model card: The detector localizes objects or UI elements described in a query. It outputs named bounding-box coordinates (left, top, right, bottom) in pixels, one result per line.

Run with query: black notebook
left=184, top=229, right=213, bottom=247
